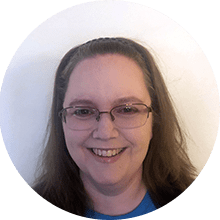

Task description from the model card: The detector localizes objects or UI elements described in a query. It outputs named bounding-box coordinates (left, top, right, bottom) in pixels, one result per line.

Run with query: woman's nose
left=92, top=113, right=119, bottom=140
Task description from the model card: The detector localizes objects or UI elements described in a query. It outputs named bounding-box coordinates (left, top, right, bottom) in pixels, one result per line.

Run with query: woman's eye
left=73, top=108, right=95, bottom=117
left=117, top=106, right=139, bottom=114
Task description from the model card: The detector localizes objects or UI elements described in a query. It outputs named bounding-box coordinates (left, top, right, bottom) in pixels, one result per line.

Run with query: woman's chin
left=82, top=170, right=127, bottom=190
left=93, top=173, right=123, bottom=186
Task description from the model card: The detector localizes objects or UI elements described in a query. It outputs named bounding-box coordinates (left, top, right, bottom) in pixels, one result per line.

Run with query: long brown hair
left=33, top=37, right=197, bottom=215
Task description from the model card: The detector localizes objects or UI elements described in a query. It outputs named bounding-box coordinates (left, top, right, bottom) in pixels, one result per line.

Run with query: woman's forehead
left=64, top=54, right=151, bottom=106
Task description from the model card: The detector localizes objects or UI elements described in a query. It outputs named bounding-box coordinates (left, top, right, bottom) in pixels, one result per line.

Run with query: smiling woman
left=33, top=37, right=197, bottom=218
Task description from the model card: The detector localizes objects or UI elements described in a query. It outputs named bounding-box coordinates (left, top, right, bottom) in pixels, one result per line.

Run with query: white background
left=1, top=0, right=219, bottom=184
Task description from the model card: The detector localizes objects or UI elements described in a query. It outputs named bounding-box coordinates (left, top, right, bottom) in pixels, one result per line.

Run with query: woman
left=33, top=37, right=197, bottom=218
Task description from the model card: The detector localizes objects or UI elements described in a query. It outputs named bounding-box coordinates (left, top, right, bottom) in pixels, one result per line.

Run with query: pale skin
left=62, top=54, right=153, bottom=216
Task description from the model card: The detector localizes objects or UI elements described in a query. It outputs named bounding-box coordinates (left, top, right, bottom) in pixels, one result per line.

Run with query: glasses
left=59, top=103, right=152, bottom=131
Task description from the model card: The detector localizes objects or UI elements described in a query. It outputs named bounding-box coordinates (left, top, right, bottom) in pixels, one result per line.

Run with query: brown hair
left=33, top=37, right=197, bottom=215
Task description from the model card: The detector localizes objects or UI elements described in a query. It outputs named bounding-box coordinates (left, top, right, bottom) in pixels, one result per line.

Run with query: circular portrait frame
left=0, top=1, right=219, bottom=219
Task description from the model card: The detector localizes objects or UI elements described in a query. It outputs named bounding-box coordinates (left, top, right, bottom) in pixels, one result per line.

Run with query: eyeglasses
left=59, top=103, right=152, bottom=130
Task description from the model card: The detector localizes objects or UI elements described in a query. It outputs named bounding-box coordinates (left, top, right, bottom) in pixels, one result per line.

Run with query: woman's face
left=63, top=54, right=152, bottom=187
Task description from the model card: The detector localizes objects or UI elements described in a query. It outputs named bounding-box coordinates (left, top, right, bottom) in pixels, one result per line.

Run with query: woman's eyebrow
left=112, top=96, right=144, bottom=106
left=68, top=99, right=95, bottom=106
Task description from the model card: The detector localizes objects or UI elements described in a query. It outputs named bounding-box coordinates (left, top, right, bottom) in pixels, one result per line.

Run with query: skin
left=62, top=54, right=153, bottom=215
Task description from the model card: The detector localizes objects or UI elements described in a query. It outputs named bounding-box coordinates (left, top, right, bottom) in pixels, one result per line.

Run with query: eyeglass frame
left=58, top=103, right=152, bottom=129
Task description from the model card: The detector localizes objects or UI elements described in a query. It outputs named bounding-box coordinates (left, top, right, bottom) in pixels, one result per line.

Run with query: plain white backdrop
left=0, top=0, right=219, bottom=220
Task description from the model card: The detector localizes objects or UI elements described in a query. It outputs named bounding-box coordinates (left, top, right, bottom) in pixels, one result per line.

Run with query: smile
left=90, top=148, right=126, bottom=157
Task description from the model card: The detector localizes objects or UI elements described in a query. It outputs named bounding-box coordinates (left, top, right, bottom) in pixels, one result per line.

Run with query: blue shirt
left=85, top=191, right=157, bottom=219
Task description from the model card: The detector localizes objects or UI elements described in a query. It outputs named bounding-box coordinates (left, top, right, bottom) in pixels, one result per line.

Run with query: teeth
left=106, top=150, right=112, bottom=157
left=93, top=148, right=98, bottom=155
left=102, top=150, right=107, bottom=157
left=92, top=148, right=124, bottom=157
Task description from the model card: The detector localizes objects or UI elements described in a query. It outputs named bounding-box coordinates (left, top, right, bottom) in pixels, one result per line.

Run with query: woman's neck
left=81, top=167, right=147, bottom=216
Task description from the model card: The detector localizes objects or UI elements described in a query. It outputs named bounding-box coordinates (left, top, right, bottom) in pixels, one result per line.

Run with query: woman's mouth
left=90, top=148, right=126, bottom=158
